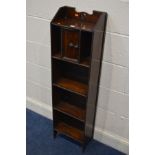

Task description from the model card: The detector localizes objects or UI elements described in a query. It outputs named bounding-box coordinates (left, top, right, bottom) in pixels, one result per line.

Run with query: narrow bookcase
left=50, top=6, right=107, bottom=151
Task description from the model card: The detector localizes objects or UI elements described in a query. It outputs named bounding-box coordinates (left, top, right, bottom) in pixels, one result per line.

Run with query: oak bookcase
left=50, top=6, right=107, bottom=151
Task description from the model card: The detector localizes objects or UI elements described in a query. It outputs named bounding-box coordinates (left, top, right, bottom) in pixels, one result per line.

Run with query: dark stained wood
left=51, top=6, right=107, bottom=151
left=80, top=57, right=90, bottom=66
left=52, top=53, right=61, bottom=58
left=54, top=110, right=85, bottom=129
left=62, top=29, right=80, bottom=61
left=54, top=101, right=85, bottom=122
left=85, top=14, right=108, bottom=139
left=52, top=58, right=89, bottom=84
left=53, top=18, right=96, bottom=32
left=80, top=31, right=92, bottom=65
left=53, top=77, right=88, bottom=96
left=52, top=54, right=90, bottom=68
left=51, top=25, right=61, bottom=57
left=55, top=122, right=85, bottom=143
left=52, top=6, right=102, bottom=32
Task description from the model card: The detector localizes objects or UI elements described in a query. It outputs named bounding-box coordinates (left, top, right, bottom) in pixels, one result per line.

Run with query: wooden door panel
left=62, top=29, right=80, bottom=62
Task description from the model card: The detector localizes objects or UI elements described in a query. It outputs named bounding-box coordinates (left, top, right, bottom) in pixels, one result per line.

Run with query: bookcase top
left=51, top=6, right=107, bottom=32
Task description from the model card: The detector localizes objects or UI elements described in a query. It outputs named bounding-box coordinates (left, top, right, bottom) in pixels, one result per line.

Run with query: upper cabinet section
left=51, top=6, right=107, bottom=66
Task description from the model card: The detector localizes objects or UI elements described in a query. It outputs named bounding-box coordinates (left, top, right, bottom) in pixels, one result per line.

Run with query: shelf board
left=52, top=54, right=90, bottom=68
left=54, top=101, right=85, bottom=122
left=52, top=53, right=61, bottom=58
left=53, top=78, right=88, bottom=97
left=55, top=122, right=85, bottom=143
left=80, top=57, right=90, bottom=67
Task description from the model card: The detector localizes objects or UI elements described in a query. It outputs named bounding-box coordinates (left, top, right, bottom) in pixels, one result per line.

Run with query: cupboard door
left=62, top=28, right=80, bottom=62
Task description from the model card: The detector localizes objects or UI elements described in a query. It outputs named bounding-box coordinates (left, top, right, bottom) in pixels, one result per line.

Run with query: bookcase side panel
left=85, top=31, right=104, bottom=138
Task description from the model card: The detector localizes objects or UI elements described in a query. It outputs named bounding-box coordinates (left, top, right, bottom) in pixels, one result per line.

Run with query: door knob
left=68, top=43, right=79, bottom=49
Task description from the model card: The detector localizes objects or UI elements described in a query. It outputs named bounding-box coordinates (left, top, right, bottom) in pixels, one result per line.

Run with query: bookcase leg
left=81, top=138, right=91, bottom=152
left=82, top=144, right=86, bottom=152
left=53, top=130, right=57, bottom=139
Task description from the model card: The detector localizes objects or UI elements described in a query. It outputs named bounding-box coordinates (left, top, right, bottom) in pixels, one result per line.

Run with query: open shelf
left=51, top=26, right=61, bottom=57
left=52, top=59, right=89, bottom=97
left=54, top=110, right=85, bottom=143
left=80, top=57, right=90, bottom=67
left=53, top=77, right=88, bottom=97
left=52, top=55, right=90, bottom=68
left=55, top=122, right=85, bottom=143
left=52, top=53, right=61, bottom=58
left=54, top=101, right=85, bottom=122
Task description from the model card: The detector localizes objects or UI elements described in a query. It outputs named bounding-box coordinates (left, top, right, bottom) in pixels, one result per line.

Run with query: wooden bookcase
left=51, top=6, right=107, bottom=150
